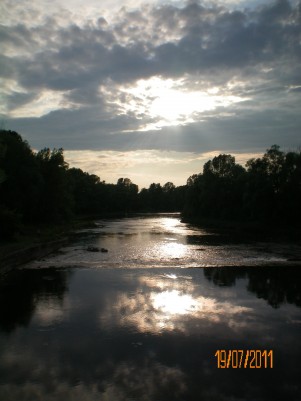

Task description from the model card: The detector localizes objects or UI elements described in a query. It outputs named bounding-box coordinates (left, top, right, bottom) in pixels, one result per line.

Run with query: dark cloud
left=2, top=0, right=300, bottom=89
left=6, top=91, right=36, bottom=111
left=8, top=98, right=301, bottom=154
left=0, top=24, right=35, bottom=51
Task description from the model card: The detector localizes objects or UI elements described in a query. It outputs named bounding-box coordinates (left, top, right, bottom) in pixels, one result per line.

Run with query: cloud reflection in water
left=1, top=267, right=301, bottom=401
left=110, top=273, right=253, bottom=333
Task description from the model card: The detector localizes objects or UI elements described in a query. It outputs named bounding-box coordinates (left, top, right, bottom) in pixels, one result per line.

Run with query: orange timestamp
left=215, top=349, right=273, bottom=369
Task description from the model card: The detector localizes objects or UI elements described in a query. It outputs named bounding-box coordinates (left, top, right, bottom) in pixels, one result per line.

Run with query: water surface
left=24, top=214, right=301, bottom=268
left=1, top=215, right=301, bottom=400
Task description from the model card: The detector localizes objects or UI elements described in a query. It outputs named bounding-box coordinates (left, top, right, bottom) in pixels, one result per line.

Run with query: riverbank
left=0, top=218, right=96, bottom=274
left=181, top=216, right=301, bottom=243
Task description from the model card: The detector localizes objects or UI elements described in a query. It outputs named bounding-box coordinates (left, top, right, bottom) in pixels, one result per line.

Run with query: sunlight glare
left=163, top=217, right=180, bottom=231
left=165, top=273, right=177, bottom=279
left=120, top=77, right=246, bottom=128
left=152, top=290, right=199, bottom=315
left=160, top=242, right=187, bottom=258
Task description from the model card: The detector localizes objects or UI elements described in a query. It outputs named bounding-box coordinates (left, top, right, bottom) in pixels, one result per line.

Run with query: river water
left=1, top=214, right=301, bottom=400
left=20, top=213, right=301, bottom=268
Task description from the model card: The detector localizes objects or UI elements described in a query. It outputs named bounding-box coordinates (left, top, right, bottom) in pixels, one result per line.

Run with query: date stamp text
left=215, top=349, right=273, bottom=368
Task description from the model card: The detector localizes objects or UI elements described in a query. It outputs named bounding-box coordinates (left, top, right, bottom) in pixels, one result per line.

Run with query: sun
left=149, top=83, right=216, bottom=122
left=118, top=76, right=246, bottom=129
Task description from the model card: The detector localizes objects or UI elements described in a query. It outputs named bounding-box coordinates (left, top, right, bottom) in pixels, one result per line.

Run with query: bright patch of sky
left=118, top=77, right=248, bottom=129
left=9, top=91, right=68, bottom=118
left=64, top=149, right=262, bottom=189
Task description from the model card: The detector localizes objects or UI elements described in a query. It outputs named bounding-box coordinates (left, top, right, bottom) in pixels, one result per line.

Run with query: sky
left=1, top=0, right=301, bottom=188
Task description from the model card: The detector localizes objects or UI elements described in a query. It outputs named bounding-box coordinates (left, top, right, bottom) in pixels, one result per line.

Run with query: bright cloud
left=118, top=77, right=248, bottom=129
left=9, top=90, right=70, bottom=118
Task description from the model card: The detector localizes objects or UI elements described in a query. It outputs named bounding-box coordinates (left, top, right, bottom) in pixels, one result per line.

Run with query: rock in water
left=87, top=246, right=99, bottom=252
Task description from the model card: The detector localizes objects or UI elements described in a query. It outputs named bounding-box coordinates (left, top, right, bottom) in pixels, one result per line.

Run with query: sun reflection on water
left=163, top=217, right=180, bottom=230
left=160, top=242, right=187, bottom=258
left=151, top=290, right=198, bottom=315
left=109, top=272, right=253, bottom=334
left=161, top=217, right=187, bottom=235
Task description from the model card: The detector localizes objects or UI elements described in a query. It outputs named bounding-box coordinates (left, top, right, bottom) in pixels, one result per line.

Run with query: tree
left=0, top=130, right=43, bottom=222
left=203, top=154, right=245, bottom=179
left=116, top=178, right=138, bottom=212
left=67, top=168, right=103, bottom=214
left=35, top=147, right=72, bottom=221
left=183, top=154, right=246, bottom=219
left=0, top=141, right=6, bottom=185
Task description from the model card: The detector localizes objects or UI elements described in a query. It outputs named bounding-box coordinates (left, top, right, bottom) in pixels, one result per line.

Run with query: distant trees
left=0, top=130, right=185, bottom=241
left=137, top=182, right=186, bottom=212
left=1, top=128, right=300, bottom=242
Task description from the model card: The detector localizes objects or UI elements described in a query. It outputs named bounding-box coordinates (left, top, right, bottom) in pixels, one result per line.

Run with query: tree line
left=1, top=129, right=300, bottom=240
left=0, top=130, right=184, bottom=239
left=184, top=146, right=301, bottom=226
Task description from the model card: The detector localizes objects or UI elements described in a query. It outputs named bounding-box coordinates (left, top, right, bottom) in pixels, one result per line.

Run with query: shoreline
left=0, top=217, right=96, bottom=274
left=0, top=238, right=69, bottom=274
left=181, top=216, right=301, bottom=242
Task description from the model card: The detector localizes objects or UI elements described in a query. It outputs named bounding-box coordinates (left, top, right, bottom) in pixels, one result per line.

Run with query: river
left=19, top=213, right=301, bottom=268
left=0, top=214, right=301, bottom=400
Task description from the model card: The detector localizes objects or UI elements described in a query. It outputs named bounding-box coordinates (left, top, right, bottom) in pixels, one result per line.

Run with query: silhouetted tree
left=184, top=154, right=246, bottom=220
left=243, top=145, right=301, bottom=224
left=0, top=130, right=42, bottom=236
left=116, top=177, right=139, bottom=212
left=67, top=168, right=104, bottom=214
left=35, top=147, right=72, bottom=221
left=183, top=145, right=301, bottom=226
left=1, top=130, right=300, bottom=243
left=145, top=183, right=163, bottom=211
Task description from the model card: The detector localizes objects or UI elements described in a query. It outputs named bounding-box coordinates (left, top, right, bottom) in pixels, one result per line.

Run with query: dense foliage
left=184, top=145, right=301, bottom=226
left=0, top=130, right=184, bottom=239
left=1, top=130, right=300, bottom=240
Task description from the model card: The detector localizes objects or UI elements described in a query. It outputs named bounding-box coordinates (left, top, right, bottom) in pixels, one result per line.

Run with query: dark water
left=1, top=215, right=301, bottom=400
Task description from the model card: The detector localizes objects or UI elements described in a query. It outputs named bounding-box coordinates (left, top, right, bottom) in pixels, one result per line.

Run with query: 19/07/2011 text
left=215, top=350, right=273, bottom=368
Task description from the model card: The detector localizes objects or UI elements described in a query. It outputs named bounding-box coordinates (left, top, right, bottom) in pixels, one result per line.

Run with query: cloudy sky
left=1, top=0, right=301, bottom=188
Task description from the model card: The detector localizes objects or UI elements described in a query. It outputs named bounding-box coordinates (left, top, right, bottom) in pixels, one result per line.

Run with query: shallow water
left=22, top=214, right=301, bottom=269
left=1, top=215, right=301, bottom=400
